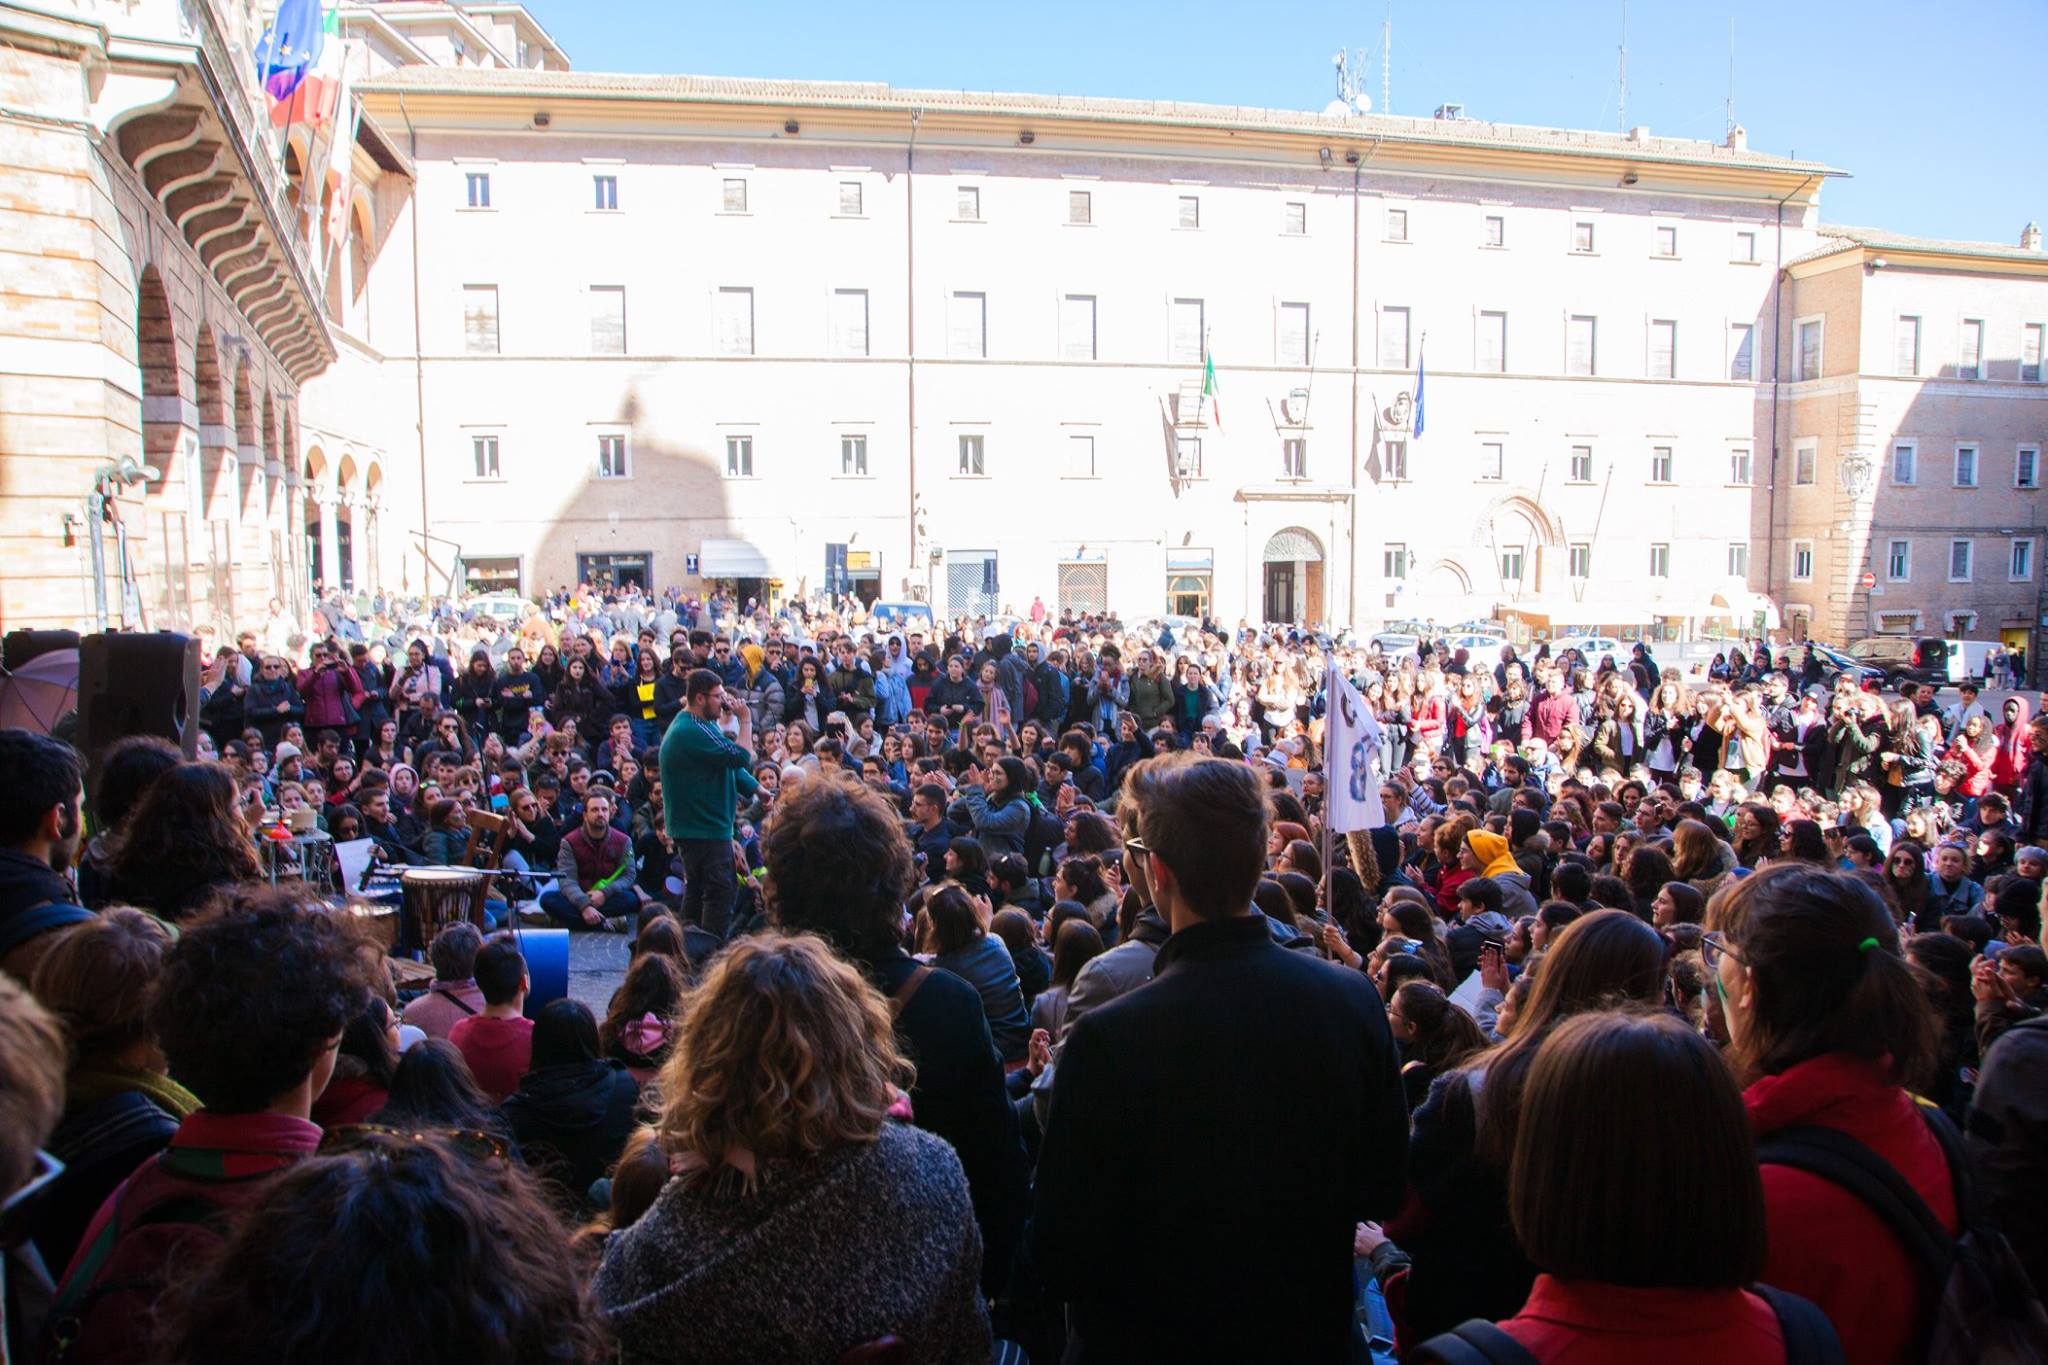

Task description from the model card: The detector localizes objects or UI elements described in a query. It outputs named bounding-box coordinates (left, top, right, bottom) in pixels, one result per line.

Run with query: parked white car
left=1551, top=635, right=1630, bottom=670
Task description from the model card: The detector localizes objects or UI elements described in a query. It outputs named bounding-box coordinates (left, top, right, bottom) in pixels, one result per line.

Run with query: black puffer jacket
left=500, top=1059, right=640, bottom=1211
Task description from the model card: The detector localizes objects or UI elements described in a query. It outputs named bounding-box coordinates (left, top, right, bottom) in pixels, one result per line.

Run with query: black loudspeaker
left=77, top=633, right=202, bottom=781
left=3, top=629, right=80, bottom=672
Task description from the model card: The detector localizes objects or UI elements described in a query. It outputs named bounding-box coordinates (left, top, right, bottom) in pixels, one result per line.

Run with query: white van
left=1947, top=640, right=2001, bottom=684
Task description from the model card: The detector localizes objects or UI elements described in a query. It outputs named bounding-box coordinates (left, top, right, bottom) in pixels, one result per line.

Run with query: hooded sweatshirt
left=1465, top=831, right=1539, bottom=919
left=1994, top=696, right=2034, bottom=788
left=0, top=848, right=93, bottom=981
left=500, top=1058, right=641, bottom=1208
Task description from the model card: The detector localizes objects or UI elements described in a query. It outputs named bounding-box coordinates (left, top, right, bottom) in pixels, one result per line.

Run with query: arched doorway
left=335, top=454, right=358, bottom=593
left=1262, top=527, right=1324, bottom=625
left=303, top=446, right=327, bottom=593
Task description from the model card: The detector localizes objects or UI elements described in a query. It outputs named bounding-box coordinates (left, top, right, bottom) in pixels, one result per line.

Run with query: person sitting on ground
left=46, top=891, right=370, bottom=1365
left=104, top=762, right=263, bottom=921
left=1389, top=981, right=1490, bottom=1113
left=310, top=996, right=401, bottom=1129
left=373, top=1038, right=509, bottom=1144
left=501, top=999, right=641, bottom=1214
left=923, top=883, right=1032, bottom=1066
left=0, top=974, right=65, bottom=1362
left=156, top=1130, right=609, bottom=1364
left=23, top=909, right=198, bottom=1284
left=399, top=922, right=487, bottom=1041
left=448, top=936, right=534, bottom=1103
left=600, top=952, right=684, bottom=1084
left=593, top=933, right=992, bottom=1363
left=1409, top=1010, right=1839, bottom=1363
left=73, top=735, right=181, bottom=909
left=0, top=729, right=95, bottom=983
left=541, top=790, right=642, bottom=933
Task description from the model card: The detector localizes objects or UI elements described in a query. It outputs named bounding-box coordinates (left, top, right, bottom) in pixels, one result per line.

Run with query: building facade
left=1772, top=225, right=2048, bottom=655
left=0, top=0, right=338, bottom=632
left=332, top=56, right=1829, bottom=635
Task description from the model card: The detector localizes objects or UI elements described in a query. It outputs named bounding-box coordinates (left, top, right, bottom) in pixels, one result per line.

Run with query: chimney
left=2025, top=221, right=2043, bottom=252
left=1627, top=125, right=1651, bottom=142
left=1726, top=124, right=1747, bottom=151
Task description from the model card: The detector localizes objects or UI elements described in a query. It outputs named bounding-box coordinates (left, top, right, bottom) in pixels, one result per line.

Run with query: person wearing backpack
left=1408, top=1009, right=1841, bottom=1364
left=42, top=892, right=371, bottom=1364
left=1706, top=865, right=1958, bottom=1364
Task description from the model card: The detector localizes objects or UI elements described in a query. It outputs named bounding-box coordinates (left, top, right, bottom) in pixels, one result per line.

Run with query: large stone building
left=333, top=50, right=1832, bottom=636
left=0, top=0, right=339, bottom=631
left=1771, top=224, right=2048, bottom=652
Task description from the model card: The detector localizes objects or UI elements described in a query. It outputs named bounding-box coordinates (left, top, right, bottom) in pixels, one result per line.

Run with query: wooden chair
left=459, top=808, right=515, bottom=919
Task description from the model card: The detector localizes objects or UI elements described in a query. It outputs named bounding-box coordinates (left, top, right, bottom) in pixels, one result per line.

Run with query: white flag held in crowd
left=1322, top=659, right=1384, bottom=833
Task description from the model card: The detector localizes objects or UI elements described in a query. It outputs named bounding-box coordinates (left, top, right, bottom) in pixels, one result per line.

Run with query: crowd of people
left=3, top=580, right=2048, bottom=1363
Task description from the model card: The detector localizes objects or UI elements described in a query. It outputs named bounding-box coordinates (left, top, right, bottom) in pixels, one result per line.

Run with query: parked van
left=1947, top=639, right=2001, bottom=683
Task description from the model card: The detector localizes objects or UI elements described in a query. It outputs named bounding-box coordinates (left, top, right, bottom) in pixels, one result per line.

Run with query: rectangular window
left=1791, top=542, right=1814, bottom=580
left=1484, top=214, right=1504, bottom=247
left=1650, top=445, right=1674, bottom=482
left=1960, top=319, right=1984, bottom=379
left=1278, top=302, right=1311, bottom=366
left=1794, top=443, right=1817, bottom=485
left=724, top=434, right=753, bottom=478
left=1573, top=220, right=1595, bottom=253
left=1383, top=543, right=1408, bottom=579
left=1655, top=225, right=1678, bottom=257
left=948, top=291, right=987, bottom=359
left=1386, top=207, right=1409, bottom=242
left=1379, top=305, right=1411, bottom=369
left=464, top=171, right=490, bottom=208
left=1896, top=315, right=1921, bottom=376
left=1888, top=539, right=1911, bottom=581
left=1734, top=229, right=1757, bottom=262
left=1477, top=311, right=1506, bottom=373
left=1066, top=434, right=1096, bottom=478
left=958, top=185, right=982, bottom=221
left=2018, top=445, right=2041, bottom=489
left=1796, top=319, right=1822, bottom=380
left=597, top=433, right=629, bottom=479
left=1480, top=441, right=1504, bottom=480
left=1383, top=439, right=1408, bottom=480
left=1956, top=445, right=1979, bottom=487
left=589, top=286, right=626, bottom=355
left=837, top=181, right=863, bottom=216
left=1171, top=297, right=1206, bottom=364
left=2014, top=539, right=2035, bottom=582
left=714, top=287, right=754, bottom=355
left=1174, top=435, right=1202, bottom=478
left=1059, top=294, right=1097, bottom=361
left=1284, top=201, right=1306, bottom=235
left=1281, top=437, right=1308, bottom=478
left=829, top=288, right=869, bottom=357
left=1176, top=195, right=1200, bottom=229
left=839, top=435, right=868, bottom=477
left=1729, top=323, right=1754, bottom=381
left=1730, top=447, right=1752, bottom=484
left=1569, top=542, right=1591, bottom=578
left=721, top=178, right=748, bottom=213
left=462, top=285, right=499, bottom=354
left=592, top=174, right=618, bottom=211
left=1649, top=319, right=1676, bottom=378
left=1893, top=442, right=1917, bottom=485
left=1067, top=189, right=1092, bottom=225
left=1950, top=539, right=1974, bottom=582
left=2025, top=323, right=2045, bottom=382
left=1728, top=542, right=1750, bottom=577
left=1569, top=444, right=1593, bottom=482
left=470, top=434, right=500, bottom=480
left=957, top=433, right=985, bottom=476
left=1567, top=314, right=1597, bottom=375
left=1500, top=548, right=1525, bottom=583
left=1648, top=543, right=1671, bottom=578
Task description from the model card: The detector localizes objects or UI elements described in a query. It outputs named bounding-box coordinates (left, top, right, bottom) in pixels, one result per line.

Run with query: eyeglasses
left=1700, top=931, right=1746, bottom=973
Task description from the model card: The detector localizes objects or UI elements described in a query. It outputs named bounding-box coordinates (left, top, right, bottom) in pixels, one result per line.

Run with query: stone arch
left=1260, top=526, right=1325, bottom=625
left=1472, top=492, right=1565, bottom=549
left=261, top=389, right=281, bottom=517
left=304, top=442, right=331, bottom=593
left=333, top=453, right=360, bottom=592
left=347, top=196, right=373, bottom=303
left=1421, top=558, right=1474, bottom=596
left=193, top=323, right=230, bottom=521
left=233, top=360, right=261, bottom=515
left=136, top=264, right=187, bottom=486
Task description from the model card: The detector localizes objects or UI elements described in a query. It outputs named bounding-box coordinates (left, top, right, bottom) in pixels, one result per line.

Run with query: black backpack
left=1410, top=1282, right=1840, bottom=1364
left=1757, top=1104, right=2048, bottom=1365
left=1021, top=797, right=1063, bottom=877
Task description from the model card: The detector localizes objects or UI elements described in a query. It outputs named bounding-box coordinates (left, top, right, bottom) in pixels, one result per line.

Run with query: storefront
left=824, top=544, right=882, bottom=607
left=1166, top=549, right=1212, bottom=618
left=576, top=551, right=650, bottom=592
left=460, top=555, right=523, bottom=596
left=698, top=538, right=780, bottom=609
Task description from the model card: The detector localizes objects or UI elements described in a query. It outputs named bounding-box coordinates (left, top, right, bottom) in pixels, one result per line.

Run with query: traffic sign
left=1859, top=571, right=1876, bottom=588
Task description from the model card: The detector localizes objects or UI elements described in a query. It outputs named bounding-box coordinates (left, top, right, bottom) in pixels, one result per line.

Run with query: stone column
left=317, top=488, right=340, bottom=590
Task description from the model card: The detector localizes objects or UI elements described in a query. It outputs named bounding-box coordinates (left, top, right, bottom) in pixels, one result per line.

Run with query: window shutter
left=949, top=292, right=986, bottom=358
left=716, top=288, right=753, bottom=355
left=1061, top=294, right=1096, bottom=360
left=1478, top=312, right=1505, bottom=372
left=1171, top=298, right=1204, bottom=363
left=1379, top=307, right=1410, bottom=368
left=463, top=287, right=498, bottom=353
left=831, top=289, right=869, bottom=356
left=1649, top=320, right=1675, bottom=378
left=1896, top=317, right=1920, bottom=375
left=590, top=287, right=625, bottom=355
left=1730, top=324, right=1754, bottom=380
left=1278, top=303, right=1310, bottom=366
left=1567, top=316, right=1595, bottom=375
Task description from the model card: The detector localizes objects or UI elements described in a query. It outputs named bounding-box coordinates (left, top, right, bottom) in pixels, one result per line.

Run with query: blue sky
left=517, top=0, right=2045, bottom=244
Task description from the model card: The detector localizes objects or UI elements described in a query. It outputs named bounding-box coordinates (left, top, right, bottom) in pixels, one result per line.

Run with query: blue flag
left=256, top=0, right=326, bottom=101
left=1412, top=341, right=1426, bottom=440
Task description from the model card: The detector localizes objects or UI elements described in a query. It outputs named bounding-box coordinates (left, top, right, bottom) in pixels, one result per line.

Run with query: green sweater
left=658, top=713, right=760, bottom=843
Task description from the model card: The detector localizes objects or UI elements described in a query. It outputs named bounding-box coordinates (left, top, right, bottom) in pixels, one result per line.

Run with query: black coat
left=501, top=1059, right=640, bottom=1211
left=1397, top=1069, right=1535, bottom=1340
left=1030, top=913, right=1408, bottom=1362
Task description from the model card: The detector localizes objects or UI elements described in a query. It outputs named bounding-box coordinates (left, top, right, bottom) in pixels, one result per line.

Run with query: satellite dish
left=1322, top=99, right=1352, bottom=117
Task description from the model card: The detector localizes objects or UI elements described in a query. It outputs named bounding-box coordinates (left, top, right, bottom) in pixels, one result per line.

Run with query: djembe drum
left=399, top=867, right=485, bottom=954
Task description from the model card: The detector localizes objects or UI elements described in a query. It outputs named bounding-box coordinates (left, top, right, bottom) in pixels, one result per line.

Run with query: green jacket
left=659, top=713, right=760, bottom=843
left=824, top=665, right=875, bottom=721
left=1128, top=670, right=1174, bottom=728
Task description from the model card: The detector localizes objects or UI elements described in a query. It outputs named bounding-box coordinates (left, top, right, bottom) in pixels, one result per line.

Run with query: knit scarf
left=65, top=1064, right=201, bottom=1120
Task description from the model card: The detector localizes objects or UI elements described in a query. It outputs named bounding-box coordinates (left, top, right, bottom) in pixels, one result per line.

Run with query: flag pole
left=1318, top=651, right=1335, bottom=915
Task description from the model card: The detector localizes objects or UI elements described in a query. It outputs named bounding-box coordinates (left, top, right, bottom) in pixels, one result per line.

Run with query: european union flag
left=255, top=0, right=326, bottom=102
left=1412, top=341, right=1426, bottom=441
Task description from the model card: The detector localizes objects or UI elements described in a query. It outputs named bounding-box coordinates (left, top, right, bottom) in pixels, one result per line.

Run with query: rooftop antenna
left=1327, top=49, right=1369, bottom=116
left=1382, top=0, right=1392, bottom=117
left=1726, top=16, right=1736, bottom=140
left=1617, top=0, right=1627, bottom=133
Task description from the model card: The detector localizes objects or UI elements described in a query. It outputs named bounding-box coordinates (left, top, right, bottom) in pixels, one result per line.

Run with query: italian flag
left=1203, top=347, right=1224, bottom=432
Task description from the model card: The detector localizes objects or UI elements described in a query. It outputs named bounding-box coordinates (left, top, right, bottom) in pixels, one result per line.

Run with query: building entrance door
left=1262, top=563, right=1295, bottom=623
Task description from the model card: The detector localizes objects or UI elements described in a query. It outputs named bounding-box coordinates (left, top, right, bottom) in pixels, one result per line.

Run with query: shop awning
left=698, top=538, right=775, bottom=578
left=1502, top=601, right=1653, bottom=627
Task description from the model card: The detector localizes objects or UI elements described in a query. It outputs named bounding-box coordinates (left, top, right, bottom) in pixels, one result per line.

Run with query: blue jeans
left=539, top=885, right=643, bottom=928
